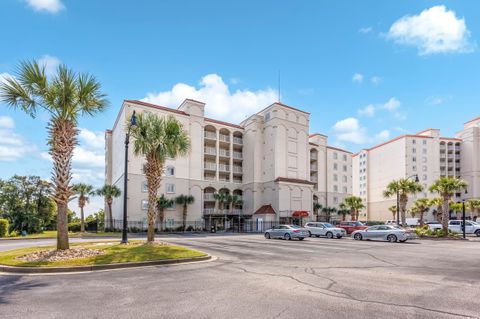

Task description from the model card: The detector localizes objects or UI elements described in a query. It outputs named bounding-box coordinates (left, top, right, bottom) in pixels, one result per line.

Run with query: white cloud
left=332, top=117, right=391, bottom=145
left=371, top=76, right=382, bottom=85
left=79, top=128, right=104, bottom=150
left=25, top=0, right=64, bottom=13
left=382, top=97, right=400, bottom=111
left=358, top=104, right=375, bottom=117
left=143, top=74, right=277, bottom=123
left=0, top=116, right=37, bottom=161
left=352, top=73, right=364, bottom=83
left=38, top=55, right=61, bottom=77
left=387, top=5, right=473, bottom=55
left=425, top=95, right=451, bottom=105
left=359, top=27, right=373, bottom=34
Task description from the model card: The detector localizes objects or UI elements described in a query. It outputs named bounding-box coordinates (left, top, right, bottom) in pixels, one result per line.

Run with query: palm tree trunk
left=400, top=196, right=408, bottom=226
left=80, top=205, right=85, bottom=232
left=50, top=118, right=77, bottom=250
left=145, top=155, right=162, bottom=243
left=107, top=201, right=113, bottom=230
left=419, top=212, right=424, bottom=226
left=158, top=208, right=164, bottom=232
left=442, top=197, right=450, bottom=233
left=183, top=204, right=187, bottom=230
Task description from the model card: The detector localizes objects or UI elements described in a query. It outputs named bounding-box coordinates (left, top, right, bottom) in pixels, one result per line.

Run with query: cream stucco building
left=352, top=116, right=480, bottom=221
left=105, top=99, right=352, bottom=229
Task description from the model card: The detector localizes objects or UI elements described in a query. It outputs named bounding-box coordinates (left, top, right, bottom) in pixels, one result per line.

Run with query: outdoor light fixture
left=122, top=110, right=137, bottom=244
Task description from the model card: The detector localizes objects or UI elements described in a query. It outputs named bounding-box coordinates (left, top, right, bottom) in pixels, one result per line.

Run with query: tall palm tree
left=131, top=114, right=190, bottom=242
left=429, top=177, right=468, bottom=233
left=175, top=195, right=195, bottom=230
left=0, top=61, right=108, bottom=250
left=214, top=192, right=229, bottom=229
left=71, top=183, right=95, bottom=232
left=429, top=197, right=444, bottom=222
left=313, top=202, right=323, bottom=222
left=156, top=194, right=173, bottom=232
left=383, top=179, right=423, bottom=226
left=96, top=184, right=121, bottom=230
left=466, top=199, right=480, bottom=219
left=338, top=203, right=350, bottom=221
left=227, top=194, right=243, bottom=230
left=450, top=202, right=463, bottom=219
left=411, top=198, right=430, bottom=226
left=343, top=196, right=365, bottom=221
left=388, top=205, right=397, bottom=221
left=321, top=207, right=337, bottom=222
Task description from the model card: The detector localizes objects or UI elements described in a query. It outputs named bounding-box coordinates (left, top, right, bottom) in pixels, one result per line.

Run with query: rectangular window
left=333, top=153, right=338, bottom=159
left=412, top=140, right=416, bottom=144
left=423, top=140, right=427, bottom=145
left=343, top=154, right=347, bottom=161
left=412, top=148, right=416, bottom=153
left=166, top=183, right=175, bottom=193
left=142, top=181, right=148, bottom=193
left=343, top=165, right=347, bottom=172
left=333, top=163, right=338, bottom=170
left=167, top=202, right=176, bottom=210
left=141, top=200, right=148, bottom=210
left=333, top=185, right=338, bottom=192
left=343, top=175, right=347, bottom=182
left=166, top=166, right=175, bottom=176
left=343, top=186, right=347, bottom=193
left=333, top=197, right=338, bottom=204
left=333, top=174, right=338, bottom=181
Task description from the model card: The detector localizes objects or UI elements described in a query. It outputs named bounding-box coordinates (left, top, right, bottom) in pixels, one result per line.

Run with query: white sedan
left=352, top=225, right=410, bottom=243
left=304, top=222, right=346, bottom=239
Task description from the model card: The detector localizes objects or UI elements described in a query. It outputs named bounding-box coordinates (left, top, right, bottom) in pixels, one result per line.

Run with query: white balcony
left=233, top=166, right=242, bottom=173
left=310, top=166, right=318, bottom=172
left=310, top=176, right=318, bottom=182
left=219, top=149, right=231, bottom=157
left=204, top=131, right=216, bottom=140
left=310, top=153, right=318, bottom=160
left=219, top=177, right=230, bottom=182
left=203, top=208, right=215, bottom=215
left=219, top=134, right=230, bottom=142
left=233, top=152, right=243, bottom=160
left=204, top=162, right=217, bottom=171
left=204, top=193, right=216, bottom=201
left=233, top=178, right=242, bottom=184
left=232, top=209, right=243, bottom=215
left=204, top=175, right=216, bottom=181
left=219, top=164, right=230, bottom=172
left=204, top=147, right=216, bottom=155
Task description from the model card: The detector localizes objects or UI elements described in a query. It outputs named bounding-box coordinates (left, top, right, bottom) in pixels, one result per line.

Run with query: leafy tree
left=411, top=198, right=430, bottom=226
left=449, top=202, right=463, bottom=219
left=0, top=61, right=108, bottom=249
left=343, top=196, right=365, bottom=221
left=313, top=202, right=323, bottom=222
left=388, top=205, right=397, bottom=221
left=429, top=177, right=468, bottom=233
left=429, top=197, right=444, bottom=222
left=156, top=195, right=173, bottom=231
left=466, top=199, right=480, bottom=219
left=130, top=114, right=190, bottom=242
left=96, top=184, right=121, bottom=230
left=337, top=203, right=350, bottom=221
left=71, top=183, right=95, bottom=232
left=383, top=179, right=423, bottom=226
left=321, top=207, right=337, bottom=222
left=175, top=195, right=195, bottom=230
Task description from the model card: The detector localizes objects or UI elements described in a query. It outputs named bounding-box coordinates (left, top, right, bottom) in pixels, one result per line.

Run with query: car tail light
left=293, top=229, right=300, bottom=233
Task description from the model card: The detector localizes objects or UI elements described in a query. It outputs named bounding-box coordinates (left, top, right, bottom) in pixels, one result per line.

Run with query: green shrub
left=186, top=225, right=194, bottom=231
left=68, top=221, right=81, bottom=232
left=0, top=219, right=9, bottom=237
left=8, top=230, right=19, bottom=237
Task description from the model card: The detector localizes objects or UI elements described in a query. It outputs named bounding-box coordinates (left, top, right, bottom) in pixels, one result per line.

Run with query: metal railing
left=219, top=149, right=230, bottom=157
left=204, top=131, right=216, bottom=139
left=233, top=166, right=242, bottom=173
left=233, top=152, right=243, bottom=159
left=219, top=134, right=230, bottom=142
left=233, top=137, right=243, bottom=144
left=219, top=164, right=230, bottom=172
left=204, top=193, right=216, bottom=201
left=204, top=162, right=217, bottom=170
left=204, top=147, right=216, bottom=155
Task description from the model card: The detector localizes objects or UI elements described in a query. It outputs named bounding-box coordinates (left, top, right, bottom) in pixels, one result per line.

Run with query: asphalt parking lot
left=1, top=234, right=479, bottom=319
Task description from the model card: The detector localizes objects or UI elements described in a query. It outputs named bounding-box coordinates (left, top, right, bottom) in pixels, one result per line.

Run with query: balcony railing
left=204, top=131, right=216, bottom=140
left=204, top=162, right=217, bottom=171
left=310, top=166, right=318, bottom=172
left=219, top=164, right=230, bottom=172
left=233, top=178, right=242, bottom=184
left=233, top=137, right=243, bottom=144
left=219, top=177, right=230, bottom=182
left=203, top=208, right=215, bottom=215
left=310, top=153, right=318, bottom=160
left=204, top=175, right=216, bottom=181
left=219, top=134, right=230, bottom=142
left=233, top=152, right=243, bottom=160
left=204, top=193, right=216, bottom=201
left=219, top=149, right=230, bottom=157
left=204, top=147, right=216, bottom=155
left=233, top=166, right=242, bottom=173
left=310, top=176, right=318, bottom=182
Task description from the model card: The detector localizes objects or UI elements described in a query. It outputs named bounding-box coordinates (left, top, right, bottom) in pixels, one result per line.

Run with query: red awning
left=292, top=211, right=309, bottom=218
left=254, top=205, right=276, bottom=215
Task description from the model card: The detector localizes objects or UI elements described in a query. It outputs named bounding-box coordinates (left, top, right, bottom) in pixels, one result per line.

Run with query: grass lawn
left=0, top=241, right=207, bottom=267
left=1, top=231, right=122, bottom=240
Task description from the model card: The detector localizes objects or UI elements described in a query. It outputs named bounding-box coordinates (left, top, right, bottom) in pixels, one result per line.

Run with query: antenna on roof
left=278, top=70, right=281, bottom=102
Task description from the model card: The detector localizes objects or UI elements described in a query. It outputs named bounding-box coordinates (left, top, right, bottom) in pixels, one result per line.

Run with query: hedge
left=0, top=219, right=9, bottom=238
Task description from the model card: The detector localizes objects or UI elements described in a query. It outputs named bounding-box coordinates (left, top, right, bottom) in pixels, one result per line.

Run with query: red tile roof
left=327, top=146, right=353, bottom=154
left=205, top=117, right=243, bottom=129
left=416, top=128, right=438, bottom=135
left=254, top=205, right=276, bottom=215
left=275, top=177, right=316, bottom=185
left=440, top=137, right=462, bottom=141
left=125, top=100, right=189, bottom=116
left=274, top=102, right=310, bottom=115
left=464, top=116, right=480, bottom=125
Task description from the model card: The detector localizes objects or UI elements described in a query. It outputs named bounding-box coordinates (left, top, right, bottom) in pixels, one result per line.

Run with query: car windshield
left=354, top=221, right=364, bottom=226
left=323, top=223, right=333, bottom=228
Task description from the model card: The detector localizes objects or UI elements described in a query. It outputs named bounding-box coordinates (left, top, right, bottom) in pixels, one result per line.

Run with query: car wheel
left=298, top=237, right=304, bottom=241
left=475, top=230, right=480, bottom=237
left=326, top=232, right=333, bottom=239
left=353, top=233, right=362, bottom=240
left=307, top=231, right=312, bottom=237
left=336, top=235, right=342, bottom=239
left=387, top=234, right=397, bottom=243
left=284, top=233, right=291, bottom=240
left=265, top=233, right=271, bottom=239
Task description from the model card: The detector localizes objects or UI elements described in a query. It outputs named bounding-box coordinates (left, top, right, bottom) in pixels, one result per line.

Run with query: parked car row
left=425, top=220, right=480, bottom=236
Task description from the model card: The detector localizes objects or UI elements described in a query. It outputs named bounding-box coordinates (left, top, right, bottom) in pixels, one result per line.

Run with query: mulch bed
left=17, top=247, right=105, bottom=262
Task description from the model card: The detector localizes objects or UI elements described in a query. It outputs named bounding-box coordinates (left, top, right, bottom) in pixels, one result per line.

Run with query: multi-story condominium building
left=105, top=99, right=352, bottom=228
left=352, top=116, right=480, bottom=221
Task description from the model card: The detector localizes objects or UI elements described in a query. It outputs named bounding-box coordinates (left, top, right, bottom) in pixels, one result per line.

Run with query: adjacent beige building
left=353, top=116, right=480, bottom=221
left=105, top=99, right=352, bottom=228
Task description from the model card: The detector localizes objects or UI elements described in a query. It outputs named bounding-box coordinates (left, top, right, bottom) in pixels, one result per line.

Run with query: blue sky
left=0, top=0, right=479, bottom=214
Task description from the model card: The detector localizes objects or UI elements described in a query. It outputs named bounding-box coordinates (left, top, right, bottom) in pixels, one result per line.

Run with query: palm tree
left=71, top=183, right=95, bottom=232
left=388, top=205, right=397, bottom=221
left=156, top=194, right=173, bottom=232
left=313, top=202, right=323, bottom=222
left=96, top=184, right=121, bottom=230
left=466, top=199, right=480, bottom=219
left=338, top=203, right=350, bottom=221
left=175, top=195, right=194, bottom=230
left=411, top=198, right=430, bottom=226
left=130, top=114, right=190, bottom=242
left=213, top=192, right=229, bottom=229
left=0, top=61, right=108, bottom=250
left=450, top=202, right=463, bottom=219
left=322, top=207, right=337, bottom=222
left=343, top=196, right=365, bottom=221
left=429, top=177, right=468, bottom=233
left=429, top=197, right=444, bottom=222
left=227, top=194, right=243, bottom=230
left=383, top=179, right=423, bottom=226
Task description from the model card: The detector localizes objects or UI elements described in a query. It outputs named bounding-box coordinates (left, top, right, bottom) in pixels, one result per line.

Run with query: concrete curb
left=0, top=255, right=212, bottom=274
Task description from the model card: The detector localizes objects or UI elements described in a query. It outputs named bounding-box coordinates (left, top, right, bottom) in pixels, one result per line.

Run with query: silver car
left=264, top=225, right=308, bottom=240
left=304, top=222, right=346, bottom=239
left=352, top=225, right=409, bottom=243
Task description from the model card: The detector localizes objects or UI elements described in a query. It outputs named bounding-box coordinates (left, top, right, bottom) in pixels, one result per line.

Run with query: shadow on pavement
left=0, top=275, right=48, bottom=304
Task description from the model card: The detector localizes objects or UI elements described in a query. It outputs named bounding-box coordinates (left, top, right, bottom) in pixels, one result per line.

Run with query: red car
left=337, top=221, right=368, bottom=234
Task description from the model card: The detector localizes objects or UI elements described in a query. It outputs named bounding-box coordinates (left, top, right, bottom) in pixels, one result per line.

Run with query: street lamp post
left=396, top=174, right=419, bottom=226
left=121, top=110, right=137, bottom=244
left=462, top=199, right=466, bottom=239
